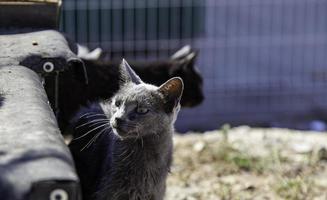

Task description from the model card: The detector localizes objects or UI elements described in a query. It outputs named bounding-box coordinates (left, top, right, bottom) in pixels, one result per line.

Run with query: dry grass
left=166, top=126, right=327, bottom=200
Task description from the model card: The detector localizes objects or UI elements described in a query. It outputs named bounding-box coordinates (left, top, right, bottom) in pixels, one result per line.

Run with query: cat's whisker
left=136, top=126, right=144, bottom=149
left=102, top=126, right=112, bottom=133
left=125, top=122, right=138, bottom=129
left=79, top=112, right=106, bottom=119
left=78, top=112, right=106, bottom=120
left=73, top=123, right=109, bottom=141
left=140, top=135, right=144, bottom=149
left=121, top=150, right=135, bottom=162
left=79, top=112, right=97, bottom=119
left=80, top=126, right=109, bottom=151
left=75, top=119, right=109, bottom=129
left=84, top=120, right=109, bottom=129
left=133, top=131, right=140, bottom=143
left=118, top=148, right=129, bottom=158
left=88, top=121, right=109, bottom=128
left=76, top=120, right=107, bottom=129
left=80, top=132, right=102, bottom=151
left=84, top=113, right=107, bottom=118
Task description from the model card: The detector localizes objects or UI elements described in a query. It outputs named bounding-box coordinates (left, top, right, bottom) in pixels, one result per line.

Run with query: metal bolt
left=43, top=62, right=55, bottom=73
left=49, top=189, right=68, bottom=200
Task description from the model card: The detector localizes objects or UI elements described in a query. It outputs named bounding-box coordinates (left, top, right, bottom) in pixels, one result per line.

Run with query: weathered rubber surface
left=0, top=30, right=81, bottom=72
left=0, top=66, right=79, bottom=200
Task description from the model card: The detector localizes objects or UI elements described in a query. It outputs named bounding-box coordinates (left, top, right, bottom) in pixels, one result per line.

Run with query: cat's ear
left=158, top=77, right=184, bottom=112
left=171, top=45, right=191, bottom=60
left=182, top=51, right=198, bottom=69
left=119, top=59, right=143, bottom=85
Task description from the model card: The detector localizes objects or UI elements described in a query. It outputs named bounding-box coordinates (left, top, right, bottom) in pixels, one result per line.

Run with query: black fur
left=44, top=59, right=120, bottom=132
left=99, top=47, right=203, bottom=107
left=68, top=104, right=111, bottom=200
left=131, top=57, right=203, bottom=107
left=45, top=53, right=203, bottom=132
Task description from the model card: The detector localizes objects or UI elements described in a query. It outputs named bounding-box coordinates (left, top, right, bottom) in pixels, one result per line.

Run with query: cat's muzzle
left=111, top=118, right=129, bottom=137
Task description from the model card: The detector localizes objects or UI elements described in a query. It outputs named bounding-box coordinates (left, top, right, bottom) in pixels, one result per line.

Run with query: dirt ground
left=166, top=126, right=327, bottom=200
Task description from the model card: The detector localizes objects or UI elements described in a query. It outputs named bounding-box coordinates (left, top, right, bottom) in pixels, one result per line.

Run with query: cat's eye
left=136, top=107, right=149, bottom=114
left=115, top=100, right=121, bottom=107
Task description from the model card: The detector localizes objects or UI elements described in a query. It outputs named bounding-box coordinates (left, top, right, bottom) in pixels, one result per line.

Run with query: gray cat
left=69, top=59, right=184, bottom=200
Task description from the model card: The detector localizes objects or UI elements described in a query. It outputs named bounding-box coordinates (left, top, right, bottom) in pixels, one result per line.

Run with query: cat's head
left=101, top=59, right=184, bottom=140
left=170, top=46, right=204, bottom=107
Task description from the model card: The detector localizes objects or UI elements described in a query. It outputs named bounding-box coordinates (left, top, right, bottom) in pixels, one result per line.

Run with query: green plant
left=274, top=176, right=314, bottom=200
left=221, top=124, right=231, bottom=142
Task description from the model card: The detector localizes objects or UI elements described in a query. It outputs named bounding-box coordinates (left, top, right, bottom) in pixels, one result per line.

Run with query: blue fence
left=61, top=0, right=327, bottom=132
left=60, top=0, right=205, bottom=59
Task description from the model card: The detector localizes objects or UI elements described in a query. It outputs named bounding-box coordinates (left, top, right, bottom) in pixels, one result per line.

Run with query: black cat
left=83, top=45, right=204, bottom=107
left=45, top=46, right=203, bottom=132
left=131, top=49, right=203, bottom=107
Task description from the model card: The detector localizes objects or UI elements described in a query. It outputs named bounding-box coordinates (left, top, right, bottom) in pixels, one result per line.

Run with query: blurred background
left=60, top=0, right=327, bottom=132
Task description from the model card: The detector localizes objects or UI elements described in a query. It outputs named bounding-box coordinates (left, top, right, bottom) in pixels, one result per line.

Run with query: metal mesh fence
left=60, top=0, right=327, bottom=132
left=60, top=0, right=205, bottom=59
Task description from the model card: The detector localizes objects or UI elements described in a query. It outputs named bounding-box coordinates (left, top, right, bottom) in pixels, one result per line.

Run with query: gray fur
left=97, top=60, right=183, bottom=200
left=120, top=59, right=143, bottom=85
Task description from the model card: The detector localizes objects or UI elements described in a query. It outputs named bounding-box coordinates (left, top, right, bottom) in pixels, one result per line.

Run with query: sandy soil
left=166, top=126, right=327, bottom=200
